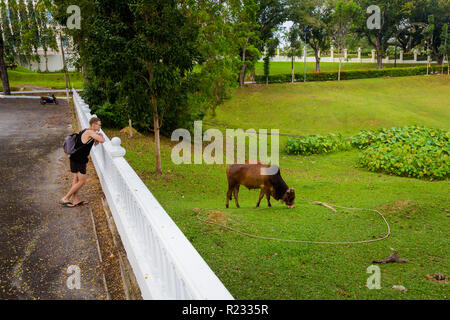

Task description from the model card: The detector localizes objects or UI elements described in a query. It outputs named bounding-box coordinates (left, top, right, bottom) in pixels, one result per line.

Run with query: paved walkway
left=0, top=98, right=107, bottom=299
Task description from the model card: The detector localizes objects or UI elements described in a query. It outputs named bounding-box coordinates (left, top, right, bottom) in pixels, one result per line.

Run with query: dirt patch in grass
left=379, top=200, right=422, bottom=218
left=193, top=208, right=231, bottom=226
left=207, top=210, right=231, bottom=226
left=426, top=273, right=449, bottom=284
left=119, top=126, right=143, bottom=137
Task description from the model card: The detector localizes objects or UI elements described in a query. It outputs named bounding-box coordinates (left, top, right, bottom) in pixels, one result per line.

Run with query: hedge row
left=255, top=65, right=449, bottom=83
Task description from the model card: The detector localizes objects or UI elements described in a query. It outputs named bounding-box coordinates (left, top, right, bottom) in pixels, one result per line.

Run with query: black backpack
left=63, top=129, right=93, bottom=154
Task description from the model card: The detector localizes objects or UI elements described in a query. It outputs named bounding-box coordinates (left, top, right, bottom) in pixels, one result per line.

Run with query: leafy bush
left=353, top=126, right=449, bottom=180
left=254, top=65, right=449, bottom=83
left=90, top=101, right=128, bottom=129
left=285, top=133, right=352, bottom=155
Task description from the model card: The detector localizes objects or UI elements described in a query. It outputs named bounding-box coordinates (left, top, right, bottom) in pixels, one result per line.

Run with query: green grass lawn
left=104, top=75, right=449, bottom=300
left=255, top=61, right=430, bottom=75
left=1, top=67, right=84, bottom=91
left=205, top=75, right=450, bottom=138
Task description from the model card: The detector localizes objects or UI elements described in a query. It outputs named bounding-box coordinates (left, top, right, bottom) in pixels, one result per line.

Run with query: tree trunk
left=239, top=64, right=246, bottom=87
left=0, top=35, right=11, bottom=95
left=153, top=109, right=162, bottom=175
left=394, top=46, right=397, bottom=68
left=376, top=37, right=383, bottom=69
left=44, top=49, right=49, bottom=72
left=291, top=56, right=294, bottom=83
left=376, top=50, right=383, bottom=69
left=148, top=60, right=162, bottom=175
left=338, top=57, right=342, bottom=81
left=434, top=52, right=443, bottom=65
left=239, top=37, right=249, bottom=87
left=60, top=32, right=70, bottom=101
left=314, top=49, right=320, bottom=72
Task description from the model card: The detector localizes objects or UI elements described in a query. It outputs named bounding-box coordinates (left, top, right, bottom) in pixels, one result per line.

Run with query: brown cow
left=226, top=161, right=295, bottom=209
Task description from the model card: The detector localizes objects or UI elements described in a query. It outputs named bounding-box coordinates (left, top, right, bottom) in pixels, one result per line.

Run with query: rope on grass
left=195, top=202, right=391, bottom=245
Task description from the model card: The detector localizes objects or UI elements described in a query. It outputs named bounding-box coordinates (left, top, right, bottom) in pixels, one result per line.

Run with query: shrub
left=90, top=101, right=128, bottom=129
left=254, top=65, right=450, bottom=83
left=353, top=126, right=449, bottom=180
left=285, top=133, right=352, bottom=155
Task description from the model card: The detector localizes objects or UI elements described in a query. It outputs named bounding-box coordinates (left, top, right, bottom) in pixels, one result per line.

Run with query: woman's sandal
left=72, top=200, right=89, bottom=206
left=59, top=200, right=73, bottom=206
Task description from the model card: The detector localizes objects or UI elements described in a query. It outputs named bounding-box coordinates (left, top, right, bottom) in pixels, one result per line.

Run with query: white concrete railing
left=72, top=89, right=233, bottom=300
left=261, top=47, right=448, bottom=64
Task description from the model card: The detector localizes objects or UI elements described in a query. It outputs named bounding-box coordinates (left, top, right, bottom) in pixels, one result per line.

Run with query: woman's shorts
left=70, top=159, right=87, bottom=175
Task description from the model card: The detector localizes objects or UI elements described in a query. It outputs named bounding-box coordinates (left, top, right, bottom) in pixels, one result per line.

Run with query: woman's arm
left=86, top=130, right=106, bottom=143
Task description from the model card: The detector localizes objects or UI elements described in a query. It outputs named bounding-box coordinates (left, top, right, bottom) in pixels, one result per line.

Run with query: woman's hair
left=89, top=117, right=101, bottom=126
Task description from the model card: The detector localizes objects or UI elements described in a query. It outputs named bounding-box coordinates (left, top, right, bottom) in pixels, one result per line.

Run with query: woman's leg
left=71, top=174, right=80, bottom=203
left=61, top=172, right=87, bottom=205
left=61, top=173, right=78, bottom=203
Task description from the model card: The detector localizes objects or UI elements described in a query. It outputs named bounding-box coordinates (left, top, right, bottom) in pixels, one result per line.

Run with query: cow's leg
left=226, top=184, right=234, bottom=208
left=226, top=187, right=233, bottom=209
left=256, top=189, right=264, bottom=208
left=266, top=191, right=272, bottom=208
left=233, top=185, right=240, bottom=208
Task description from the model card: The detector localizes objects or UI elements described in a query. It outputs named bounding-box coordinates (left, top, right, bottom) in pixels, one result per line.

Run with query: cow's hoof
left=226, top=205, right=229, bottom=209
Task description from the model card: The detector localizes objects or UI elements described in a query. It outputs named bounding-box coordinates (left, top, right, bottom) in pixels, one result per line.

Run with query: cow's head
left=281, top=188, right=295, bottom=208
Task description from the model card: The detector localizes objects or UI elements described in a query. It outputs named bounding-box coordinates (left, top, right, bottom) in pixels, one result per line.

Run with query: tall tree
left=18, top=0, right=39, bottom=67
left=257, top=0, right=287, bottom=46
left=257, top=0, right=286, bottom=79
left=263, top=35, right=279, bottom=84
left=410, top=0, right=450, bottom=65
left=438, top=23, right=449, bottom=73
left=182, top=0, right=240, bottom=116
left=355, top=0, right=411, bottom=69
left=1, top=0, right=14, bottom=60
left=289, top=0, right=334, bottom=72
left=232, top=0, right=262, bottom=86
left=8, top=0, right=22, bottom=62
left=284, top=24, right=302, bottom=82
left=36, top=0, right=58, bottom=72
left=422, top=14, right=435, bottom=74
left=331, top=0, right=361, bottom=79
left=0, top=21, right=11, bottom=95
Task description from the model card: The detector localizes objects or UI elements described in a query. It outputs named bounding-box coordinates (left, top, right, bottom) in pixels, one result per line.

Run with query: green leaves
left=354, top=126, right=450, bottom=180
left=285, top=133, right=352, bottom=156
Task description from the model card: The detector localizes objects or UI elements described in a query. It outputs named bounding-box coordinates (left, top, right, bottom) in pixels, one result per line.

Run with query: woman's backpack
left=63, top=133, right=79, bottom=154
left=63, top=129, right=92, bottom=154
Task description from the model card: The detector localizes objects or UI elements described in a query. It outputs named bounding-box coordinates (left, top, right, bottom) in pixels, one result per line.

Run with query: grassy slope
left=1, top=67, right=83, bottom=90
left=255, top=61, right=430, bottom=75
left=206, top=75, right=450, bottom=137
left=105, top=75, right=449, bottom=300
